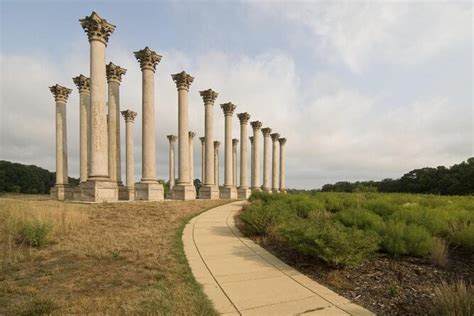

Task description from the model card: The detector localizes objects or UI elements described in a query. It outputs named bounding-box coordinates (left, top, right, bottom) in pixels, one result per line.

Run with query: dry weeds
left=0, top=196, right=228, bottom=314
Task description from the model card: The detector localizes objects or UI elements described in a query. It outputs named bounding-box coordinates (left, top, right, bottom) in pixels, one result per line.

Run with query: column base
left=118, top=183, right=129, bottom=200
left=272, top=188, right=280, bottom=193
left=80, top=180, right=118, bottom=202
left=280, top=189, right=287, bottom=194
left=220, top=186, right=238, bottom=199
left=237, top=187, right=251, bottom=199
left=251, top=187, right=262, bottom=192
left=262, top=187, right=272, bottom=193
left=198, top=185, right=220, bottom=199
left=50, top=184, right=74, bottom=201
left=173, top=184, right=196, bottom=200
left=135, top=181, right=164, bottom=201
left=165, top=189, right=174, bottom=199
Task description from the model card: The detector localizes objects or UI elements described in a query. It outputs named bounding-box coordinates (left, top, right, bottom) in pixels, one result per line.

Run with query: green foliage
left=320, top=157, right=474, bottom=195
left=0, top=160, right=79, bottom=194
left=17, top=220, right=52, bottom=247
left=336, top=208, right=385, bottom=233
left=450, top=225, right=474, bottom=251
left=380, top=220, right=433, bottom=257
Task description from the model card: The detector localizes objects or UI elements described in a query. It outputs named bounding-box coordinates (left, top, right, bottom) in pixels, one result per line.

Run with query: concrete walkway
left=183, top=201, right=374, bottom=316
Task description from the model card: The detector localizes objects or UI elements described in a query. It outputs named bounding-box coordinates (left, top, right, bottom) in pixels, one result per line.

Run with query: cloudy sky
left=0, top=1, right=472, bottom=189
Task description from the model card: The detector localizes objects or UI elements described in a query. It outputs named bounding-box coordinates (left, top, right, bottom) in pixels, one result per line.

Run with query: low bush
left=336, top=208, right=385, bottom=233
left=279, top=219, right=380, bottom=267
left=17, top=220, right=52, bottom=247
left=450, top=225, right=474, bottom=251
left=430, top=237, right=448, bottom=267
left=380, top=220, right=433, bottom=257
left=433, top=280, right=473, bottom=316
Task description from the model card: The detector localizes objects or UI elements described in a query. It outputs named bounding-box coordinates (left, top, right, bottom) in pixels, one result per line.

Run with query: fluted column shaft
left=279, top=138, right=287, bottom=192
left=177, top=88, right=190, bottom=184
left=271, top=133, right=280, bottom=192
left=56, top=100, right=68, bottom=185
left=201, top=90, right=218, bottom=186
left=141, top=68, right=157, bottom=181
left=167, top=135, right=177, bottom=189
left=238, top=113, right=250, bottom=189
left=250, top=121, right=262, bottom=191
left=214, top=141, right=220, bottom=186
left=232, top=139, right=238, bottom=187
left=107, top=80, right=120, bottom=182
left=199, top=137, right=205, bottom=182
left=121, top=111, right=137, bottom=188
left=189, top=132, right=195, bottom=184
left=262, top=127, right=272, bottom=191
left=73, top=75, right=90, bottom=183
left=249, top=136, right=254, bottom=188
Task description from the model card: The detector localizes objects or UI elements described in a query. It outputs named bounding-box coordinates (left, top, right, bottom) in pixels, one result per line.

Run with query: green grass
left=240, top=192, right=474, bottom=267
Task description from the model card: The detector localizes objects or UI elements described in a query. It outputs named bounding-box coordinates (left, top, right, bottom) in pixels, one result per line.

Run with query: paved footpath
left=183, top=201, right=374, bottom=316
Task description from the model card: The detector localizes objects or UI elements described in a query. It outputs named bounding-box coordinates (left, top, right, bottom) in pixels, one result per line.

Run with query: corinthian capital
left=199, top=89, right=218, bottom=104
left=134, top=47, right=162, bottom=72
left=214, top=141, right=221, bottom=149
left=172, top=71, right=194, bottom=91
left=199, top=137, right=206, bottom=144
left=232, top=138, right=239, bottom=146
left=249, top=136, right=254, bottom=144
left=220, top=102, right=236, bottom=116
left=49, top=84, right=72, bottom=103
left=237, top=112, right=251, bottom=124
left=79, top=11, right=115, bottom=45
left=188, top=131, right=196, bottom=140
left=106, top=62, right=127, bottom=83
left=261, top=127, right=272, bottom=137
left=279, top=138, right=287, bottom=145
left=121, top=110, right=137, bottom=122
left=271, top=133, right=280, bottom=142
left=167, top=135, right=177, bottom=143
left=250, top=121, right=262, bottom=131
left=72, top=74, right=90, bottom=94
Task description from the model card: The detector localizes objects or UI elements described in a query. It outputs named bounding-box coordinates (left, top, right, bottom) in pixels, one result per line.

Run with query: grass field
left=0, top=195, right=228, bottom=315
left=239, top=191, right=474, bottom=314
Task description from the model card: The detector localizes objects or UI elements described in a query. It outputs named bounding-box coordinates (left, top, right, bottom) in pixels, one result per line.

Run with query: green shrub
left=365, top=199, right=398, bottom=218
left=286, top=195, right=325, bottom=219
left=380, top=220, right=433, bottom=257
left=279, top=220, right=380, bottom=267
left=451, top=225, right=474, bottom=251
left=17, top=219, right=52, bottom=247
left=336, top=208, right=385, bottom=233
left=239, top=202, right=280, bottom=236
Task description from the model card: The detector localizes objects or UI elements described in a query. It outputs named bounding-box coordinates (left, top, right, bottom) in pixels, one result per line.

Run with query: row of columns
left=49, top=11, right=287, bottom=202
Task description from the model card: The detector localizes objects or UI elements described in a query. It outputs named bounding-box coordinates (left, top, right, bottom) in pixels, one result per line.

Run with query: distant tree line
left=319, top=158, right=474, bottom=195
left=0, top=160, right=79, bottom=194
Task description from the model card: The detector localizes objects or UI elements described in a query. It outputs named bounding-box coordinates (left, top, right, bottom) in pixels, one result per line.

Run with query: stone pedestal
left=173, top=184, right=196, bottom=200
left=220, top=187, right=238, bottom=199
left=80, top=180, right=119, bottom=202
left=51, top=185, right=74, bottom=201
left=199, top=185, right=220, bottom=199
left=135, top=182, right=164, bottom=201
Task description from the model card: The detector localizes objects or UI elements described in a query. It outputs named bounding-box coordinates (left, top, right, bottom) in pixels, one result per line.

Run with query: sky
left=0, top=0, right=472, bottom=189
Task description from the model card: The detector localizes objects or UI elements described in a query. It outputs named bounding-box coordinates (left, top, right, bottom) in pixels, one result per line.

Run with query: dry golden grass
left=433, top=280, right=474, bottom=316
left=0, top=195, right=228, bottom=315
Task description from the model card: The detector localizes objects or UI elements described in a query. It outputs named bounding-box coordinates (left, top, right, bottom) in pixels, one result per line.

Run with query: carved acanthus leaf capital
left=250, top=121, right=263, bottom=131
left=199, top=137, right=206, bottom=144
left=237, top=112, right=251, bottom=124
left=121, top=110, right=137, bottom=122
left=50, top=84, right=72, bottom=103
left=188, top=131, right=196, bottom=140
left=79, top=11, right=115, bottom=45
left=214, top=141, right=221, bottom=149
left=172, top=71, right=194, bottom=91
left=232, top=138, right=239, bottom=146
left=249, top=136, right=254, bottom=144
left=220, top=102, right=236, bottom=116
left=167, top=135, right=178, bottom=143
left=271, top=133, right=280, bottom=142
left=279, top=138, right=287, bottom=145
left=134, top=47, right=162, bottom=72
left=106, top=62, right=127, bottom=83
left=72, top=74, right=90, bottom=94
left=261, top=127, right=272, bottom=136
left=199, top=89, right=218, bottom=104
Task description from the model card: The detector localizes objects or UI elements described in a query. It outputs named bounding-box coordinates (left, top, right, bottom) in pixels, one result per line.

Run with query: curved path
left=183, top=201, right=373, bottom=316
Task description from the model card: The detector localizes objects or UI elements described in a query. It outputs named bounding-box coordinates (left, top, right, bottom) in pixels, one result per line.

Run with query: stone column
left=249, top=136, right=254, bottom=189
left=49, top=84, right=73, bottom=200
left=237, top=113, right=251, bottom=199
left=271, top=133, right=280, bottom=193
left=121, top=110, right=137, bottom=200
left=166, top=135, right=177, bottom=197
left=199, top=137, right=205, bottom=183
left=279, top=138, right=287, bottom=193
left=232, top=138, right=239, bottom=188
left=79, top=11, right=118, bottom=202
left=198, top=89, right=219, bottom=199
left=250, top=121, right=262, bottom=191
left=172, top=71, right=196, bottom=200
left=261, top=127, right=272, bottom=192
left=72, top=74, right=90, bottom=183
left=214, top=141, right=220, bottom=187
left=188, top=131, right=195, bottom=185
left=220, top=103, right=237, bottom=199
left=106, top=62, right=126, bottom=198
left=134, top=47, right=164, bottom=200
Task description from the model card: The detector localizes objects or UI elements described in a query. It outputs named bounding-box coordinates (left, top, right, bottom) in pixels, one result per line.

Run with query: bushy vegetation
left=319, top=157, right=474, bottom=195
left=0, top=160, right=79, bottom=194
left=240, top=191, right=474, bottom=267
left=433, top=280, right=474, bottom=316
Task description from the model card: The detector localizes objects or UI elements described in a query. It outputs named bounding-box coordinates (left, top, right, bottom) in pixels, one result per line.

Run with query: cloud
left=257, top=1, right=472, bottom=73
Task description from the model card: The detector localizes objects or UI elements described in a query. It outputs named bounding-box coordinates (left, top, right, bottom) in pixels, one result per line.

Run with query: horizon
left=0, top=1, right=472, bottom=189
